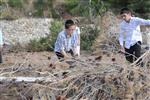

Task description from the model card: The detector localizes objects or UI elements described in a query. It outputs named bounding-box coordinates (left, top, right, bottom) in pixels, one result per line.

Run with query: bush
left=8, top=0, right=23, bottom=8
left=33, top=0, right=44, bottom=17
left=49, top=20, right=63, bottom=50
left=80, top=26, right=100, bottom=50
left=32, top=0, right=59, bottom=18
left=27, top=37, right=51, bottom=52
left=27, top=20, right=63, bottom=52
left=64, top=0, right=89, bottom=16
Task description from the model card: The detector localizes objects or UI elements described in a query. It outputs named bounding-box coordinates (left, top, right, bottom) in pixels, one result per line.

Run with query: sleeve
left=0, top=29, right=3, bottom=45
left=77, top=27, right=80, bottom=34
left=57, top=34, right=65, bottom=51
left=71, top=33, right=77, bottom=48
left=136, top=17, right=150, bottom=25
left=118, top=26, right=124, bottom=47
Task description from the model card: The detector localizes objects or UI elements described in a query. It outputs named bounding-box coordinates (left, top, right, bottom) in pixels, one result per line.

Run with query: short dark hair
left=120, top=7, right=132, bottom=15
left=65, top=19, right=75, bottom=29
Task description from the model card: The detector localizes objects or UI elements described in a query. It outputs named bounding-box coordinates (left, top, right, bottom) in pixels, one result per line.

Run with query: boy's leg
left=0, top=51, right=2, bottom=63
left=133, top=41, right=143, bottom=66
left=55, top=52, right=64, bottom=59
left=134, top=41, right=141, bottom=60
left=125, top=47, right=134, bottom=63
left=68, top=50, right=74, bottom=56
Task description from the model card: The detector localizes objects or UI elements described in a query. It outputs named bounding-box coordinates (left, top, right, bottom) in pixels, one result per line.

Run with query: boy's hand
left=120, top=46, right=125, bottom=53
left=0, top=45, right=3, bottom=50
left=73, top=47, right=79, bottom=56
left=61, top=49, right=73, bottom=59
left=64, top=54, right=72, bottom=59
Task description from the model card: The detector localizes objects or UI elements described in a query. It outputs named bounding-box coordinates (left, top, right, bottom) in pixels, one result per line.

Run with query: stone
left=0, top=18, right=52, bottom=47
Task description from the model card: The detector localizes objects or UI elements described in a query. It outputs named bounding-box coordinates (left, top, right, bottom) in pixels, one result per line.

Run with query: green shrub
left=27, top=20, right=63, bottom=52
left=49, top=20, right=63, bottom=50
left=103, top=0, right=150, bottom=18
left=33, top=0, right=44, bottom=17
left=50, top=9, right=60, bottom=18
left=81, top=27, right=100, bottom=50
left=64, top=0, right=89, bottom=16
left=8, top=0, right=23, bottom=8
left=27, top=37, right=49, bottom=52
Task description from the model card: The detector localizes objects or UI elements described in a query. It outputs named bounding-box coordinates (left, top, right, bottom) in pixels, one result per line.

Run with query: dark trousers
left=55, top=50, right=74, bottom=59
left=0, top=51, right=2, bottom=63
left=125, top=41, right=141, bottom=63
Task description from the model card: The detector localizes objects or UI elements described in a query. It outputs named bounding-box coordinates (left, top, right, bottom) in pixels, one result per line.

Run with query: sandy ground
left=0, top=50, right=127, bottom=76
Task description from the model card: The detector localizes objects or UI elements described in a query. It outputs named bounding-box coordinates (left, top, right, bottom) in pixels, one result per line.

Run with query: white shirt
left=119, top=17, right=150, bottom=49
left=72, top=26, right=80, bottom=46
left=54, top=30, right=76, bottom=52
left=75, top=26, right=80, bottom=35
left=0, top=29, right=3, bottom=46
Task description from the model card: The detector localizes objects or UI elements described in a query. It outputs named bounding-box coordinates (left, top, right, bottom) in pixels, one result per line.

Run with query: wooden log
left=0, top=77, right=55, bottom=83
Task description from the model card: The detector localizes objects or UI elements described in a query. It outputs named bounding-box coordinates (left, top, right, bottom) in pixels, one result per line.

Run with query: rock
left=0, top=18, right=52, bottom=47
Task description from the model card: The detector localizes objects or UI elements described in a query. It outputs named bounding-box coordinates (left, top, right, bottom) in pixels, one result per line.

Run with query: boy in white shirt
left=54, top=19, right=76, bottom=59
left=119, top=7, right=150, bottom=63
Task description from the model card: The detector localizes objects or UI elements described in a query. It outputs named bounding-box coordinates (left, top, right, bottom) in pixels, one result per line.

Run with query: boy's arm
left=136, top=17, right=150, bottom=25
left=0, top=30, right=3, bottom=50
left=58, top=35, right=70, bottom=58
left=77, top=27, right=80, bottom=45
left=61, top=49, right=70, bottom=58
left=119, top=27, right=124, bottom=47
left=118, top=26, right=125, bottom=52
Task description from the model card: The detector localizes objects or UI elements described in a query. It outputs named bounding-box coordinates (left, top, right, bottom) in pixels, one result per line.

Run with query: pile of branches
left=0, top=51, right=150, bottom=100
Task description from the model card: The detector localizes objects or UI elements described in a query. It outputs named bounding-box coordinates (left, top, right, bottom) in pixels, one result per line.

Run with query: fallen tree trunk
left=0, top=76, right=55, bottom=83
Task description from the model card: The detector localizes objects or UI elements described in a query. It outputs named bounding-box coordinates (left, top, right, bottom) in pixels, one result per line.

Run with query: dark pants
left=125, top=41, right=141, bottom=63
left=0, top=51, right=2, bottom=63
left=55, top=50, right=74, bottom=59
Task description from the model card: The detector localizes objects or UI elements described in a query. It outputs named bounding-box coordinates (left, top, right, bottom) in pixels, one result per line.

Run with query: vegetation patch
left=27, top=20, right=63, bottom=52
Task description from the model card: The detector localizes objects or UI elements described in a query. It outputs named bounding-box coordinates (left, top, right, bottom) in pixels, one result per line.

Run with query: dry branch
left=0, top=76, right=56, bottom=83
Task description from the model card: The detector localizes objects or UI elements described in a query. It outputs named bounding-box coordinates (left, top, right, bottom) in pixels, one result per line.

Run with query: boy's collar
left=64, top=31, right=71, bottom=38
left=125, top=17, right=133, bottom=23
left=130, top=17, right=133, bottom=20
